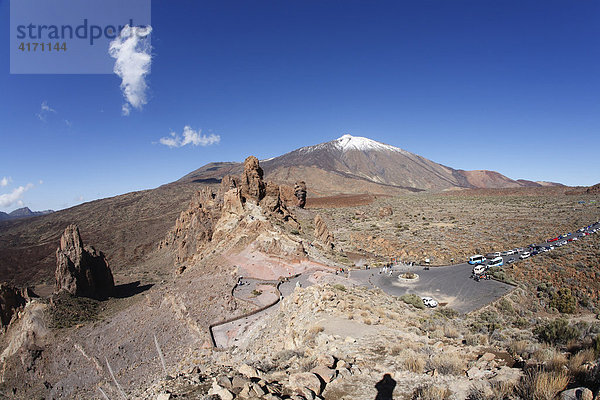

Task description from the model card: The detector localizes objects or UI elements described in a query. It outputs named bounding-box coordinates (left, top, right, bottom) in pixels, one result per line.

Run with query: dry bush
left=428, top=352, right=466, bottom=375
left=518, top=368, right=569, bottom=400
left=412, top=384, right=451, bottom=400
left=531, top=344, right=567, bottom=365
left=509, top=339, right=532, bottom=357
left=490, top=380, right=516, bottom=398
left=568, top=348, right=596, bottom=377
left=465, top=334, right=479, bottom=346
left=443, top=324, right=460, bottom=339
left=402, top=351, right=426, bottom=373
left=545, top=352, right=568, bottom=372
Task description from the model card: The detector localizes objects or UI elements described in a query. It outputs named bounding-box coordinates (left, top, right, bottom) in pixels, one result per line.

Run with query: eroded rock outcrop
left=240, top=156, right=266, bottom=204
left=55, top=224, right=114, bottom=299
left=162, top=156, right=304, bottom=266
left=294, top=181, right=307, bottom=208
left=0, top=284, right=30, bottom=329
left=314, top=214, right=334, bottom=249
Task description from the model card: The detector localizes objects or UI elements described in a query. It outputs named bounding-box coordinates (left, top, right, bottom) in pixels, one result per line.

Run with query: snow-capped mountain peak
left=333, top=134, right=405, bottom=153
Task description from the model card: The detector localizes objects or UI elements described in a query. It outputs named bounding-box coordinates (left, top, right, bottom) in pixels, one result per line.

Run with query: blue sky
left=1, top=0, right=599, bottom=212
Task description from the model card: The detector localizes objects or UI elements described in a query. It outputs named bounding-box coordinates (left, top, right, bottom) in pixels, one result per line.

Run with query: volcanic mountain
left=180, top=134, right=561, bottom=194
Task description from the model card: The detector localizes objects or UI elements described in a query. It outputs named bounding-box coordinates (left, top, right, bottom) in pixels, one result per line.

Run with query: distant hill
left=180, top=134, right=563, bottom=194
left=7, top=207, right=54, bottom=220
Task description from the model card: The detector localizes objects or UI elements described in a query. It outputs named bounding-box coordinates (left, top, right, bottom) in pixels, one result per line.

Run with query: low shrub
left=427, top=353, right=465, bottom=375
left=534, top=319, right=580, bottom=346
left=412, top=384, right=451, bottom=400
left=550, top=288, right=577, bottom=314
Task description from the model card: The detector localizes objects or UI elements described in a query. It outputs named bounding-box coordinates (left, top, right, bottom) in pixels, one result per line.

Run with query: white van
left=488, top=257, right=504, bottom=267
left=468, top=255, right=486, bottom=265
left=472, top=265, right=486, bottom=275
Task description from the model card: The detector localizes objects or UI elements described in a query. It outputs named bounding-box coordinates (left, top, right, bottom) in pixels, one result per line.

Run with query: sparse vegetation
left=49, top=292, right=101, bottom=329
left=400, top=293, right=425, bottom=309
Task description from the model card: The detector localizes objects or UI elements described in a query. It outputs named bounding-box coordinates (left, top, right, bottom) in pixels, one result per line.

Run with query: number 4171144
left=18, top=42, right=67, bottom=52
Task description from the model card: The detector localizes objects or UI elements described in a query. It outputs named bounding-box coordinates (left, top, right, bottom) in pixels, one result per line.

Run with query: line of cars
left=468, top=220, right=600, bottom=281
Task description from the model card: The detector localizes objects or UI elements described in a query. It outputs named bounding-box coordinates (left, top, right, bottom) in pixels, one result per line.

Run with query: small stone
left=238, top=363, right=260, bottom=379
left=316, top=354, right=335, bottom=368
left=311, top=365, right=336, bottom=383
left=156, top=394, right=171, bottom=400
left=479, top=352, right=496, bottom=362
left=289, top=372, right=323, bottom=395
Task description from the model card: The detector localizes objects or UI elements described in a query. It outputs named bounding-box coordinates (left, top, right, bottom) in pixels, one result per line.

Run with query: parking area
left=350, top=264, right=514, bottom=314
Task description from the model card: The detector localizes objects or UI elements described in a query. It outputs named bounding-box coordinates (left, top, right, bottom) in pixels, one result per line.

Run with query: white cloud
left=109, top=25, right=153, bottom=116
left=36, top=101, right=56, bottom=121
left=0, top=183, right=33, bottom=208
left=0, top=177, right=11, bottom=187
left=158, top=126, right=221, bottom=148
left=65, top=119, right=72, bottom=127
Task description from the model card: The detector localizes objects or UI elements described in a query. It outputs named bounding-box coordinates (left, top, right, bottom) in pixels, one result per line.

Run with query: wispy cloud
left=109, top=25, right=153, bottom=116
left=0, top=183, right=33, bottom=208
left=158, top=126, right=221, bottom=148
left=0, top=177, right=11, bottom=187
left=65, top=119, right=72, bottom=127
left=36, top=101, right=56, bottom=121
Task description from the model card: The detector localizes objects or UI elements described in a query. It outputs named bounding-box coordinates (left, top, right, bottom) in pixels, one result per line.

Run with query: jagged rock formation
left=55, top=224, right=115, bottom=299
left=314, top=214, right=334, bottom=249
left=294, top=181, right=307, bottom=208
left=162, top=156, right=303, bottom=266
left=240, top=156, right=266, bottom=204
left=0, top=284, right=31, bottom=329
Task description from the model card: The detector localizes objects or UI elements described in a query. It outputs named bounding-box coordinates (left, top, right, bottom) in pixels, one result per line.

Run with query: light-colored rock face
left=55, top=224, right=114, bottom=299
left=313, top=214, right=334, bottom=249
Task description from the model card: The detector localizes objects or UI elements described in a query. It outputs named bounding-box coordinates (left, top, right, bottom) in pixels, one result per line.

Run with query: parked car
left=506, top=258, right=516, bottom=264
left=519, top=252, right=531, bottom=259
left=485, top=252, right=501, bottom=259
left=422, top=297, right=438, bottom=308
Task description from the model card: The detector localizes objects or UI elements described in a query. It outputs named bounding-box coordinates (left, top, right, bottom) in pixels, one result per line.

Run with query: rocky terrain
left=0, top=149, right=599, bottom=399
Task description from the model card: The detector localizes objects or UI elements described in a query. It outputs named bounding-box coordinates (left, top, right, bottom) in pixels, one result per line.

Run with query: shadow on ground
left=375, top=373, right=396, bottom=400
left=113, top=281, right=153, bottom=298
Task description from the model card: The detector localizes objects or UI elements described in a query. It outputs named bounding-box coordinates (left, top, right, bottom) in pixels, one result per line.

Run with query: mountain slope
left=180, top=134, right=545, bottom=194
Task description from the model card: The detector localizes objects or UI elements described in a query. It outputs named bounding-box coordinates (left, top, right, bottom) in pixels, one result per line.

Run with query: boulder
left=561, top=387, right=594, bottom=400
left=288, top=372, right=323, bottom=395
left=240, top=156, right=266, bottom=204
left=311, top=365, right=336, bottom=383
left=316, top=354, right=336, bottom=368
left=294, top=181, right=307, bottom=208
left=55, top=224, right=114, bottom=299
left=238, top=363, right=260, bottom=379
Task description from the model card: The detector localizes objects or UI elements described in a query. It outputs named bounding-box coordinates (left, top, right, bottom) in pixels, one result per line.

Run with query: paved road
left=349, top=265, right=513, bottom=314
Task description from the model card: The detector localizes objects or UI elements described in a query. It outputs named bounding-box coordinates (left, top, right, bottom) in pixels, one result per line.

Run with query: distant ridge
left=0, top=207, right=54, bottom=221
